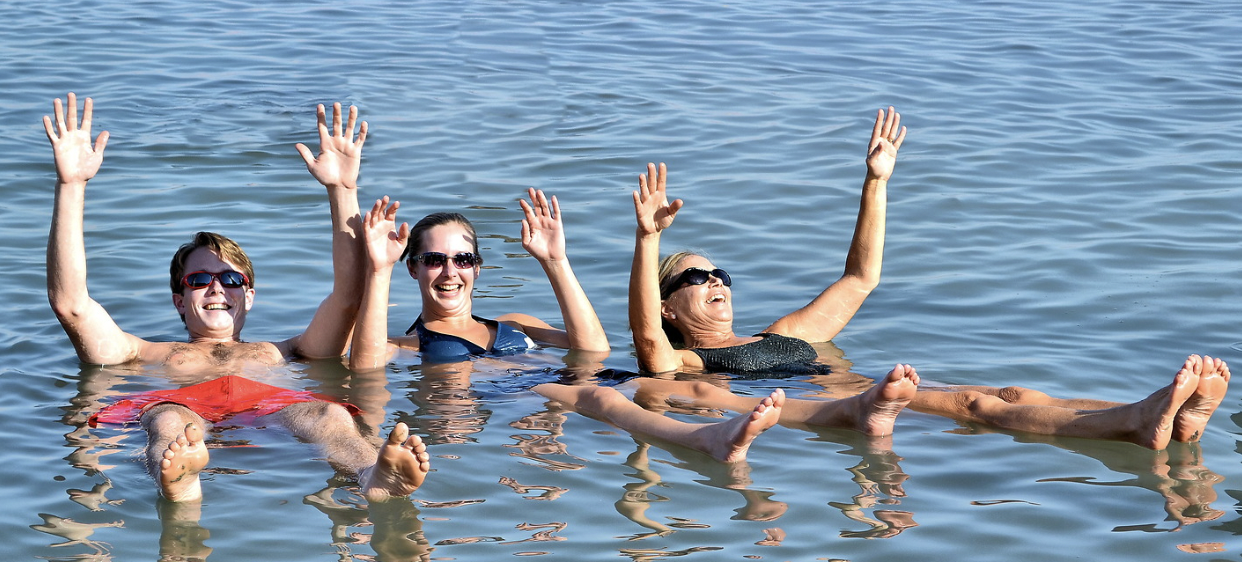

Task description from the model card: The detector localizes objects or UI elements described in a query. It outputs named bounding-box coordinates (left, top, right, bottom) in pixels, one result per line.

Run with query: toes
left=388, top=422, right=410, bottom=444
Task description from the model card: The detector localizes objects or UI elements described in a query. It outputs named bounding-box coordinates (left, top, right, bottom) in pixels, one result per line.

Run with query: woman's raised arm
left=765, top=107, right=906, bottom=342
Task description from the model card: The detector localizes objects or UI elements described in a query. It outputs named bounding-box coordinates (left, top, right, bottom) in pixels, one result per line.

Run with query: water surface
left=3, top=0, right=1242, bottom=559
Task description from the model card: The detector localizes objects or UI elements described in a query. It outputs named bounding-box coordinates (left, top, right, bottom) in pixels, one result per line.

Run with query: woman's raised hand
left=865, top=107, right=906, bottom=182
left=520, top=188, right=566, bottom=263
left=633, top=162, right=682, bottom=236
left=362, top=196, right=409, bottom=269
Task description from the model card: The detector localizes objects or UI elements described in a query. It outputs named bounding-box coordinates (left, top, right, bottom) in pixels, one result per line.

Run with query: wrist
left=539, top=256, right=571, bottom=271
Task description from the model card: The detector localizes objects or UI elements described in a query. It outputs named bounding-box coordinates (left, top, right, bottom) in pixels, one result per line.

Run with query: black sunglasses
left=412, top=252, right=482, bottom=269
left=182, top=270, right=249, bottom=289
left=661, top=267, right=731, bottom=298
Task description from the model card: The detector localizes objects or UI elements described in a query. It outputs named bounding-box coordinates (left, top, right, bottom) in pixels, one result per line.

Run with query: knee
left=996, top=386, right=1049, bottom=405
left=280, top=401, right=356, bottom=433
left=960, top=391, right=1000, bottom=416
left=141, top=403, right=200, bottom=432
left=687, top=380, right=726, bottom=399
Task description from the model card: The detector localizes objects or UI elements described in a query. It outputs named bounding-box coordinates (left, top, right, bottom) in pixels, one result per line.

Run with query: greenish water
left=3, top=0, right=1241, bottom=560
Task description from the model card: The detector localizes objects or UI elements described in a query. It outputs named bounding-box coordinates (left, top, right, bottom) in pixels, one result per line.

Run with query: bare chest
left=153, top=341, right=286, bottom=370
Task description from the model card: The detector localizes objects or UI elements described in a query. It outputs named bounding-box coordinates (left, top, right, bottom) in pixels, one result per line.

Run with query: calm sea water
left=3, top=0, right=1242, bottom=559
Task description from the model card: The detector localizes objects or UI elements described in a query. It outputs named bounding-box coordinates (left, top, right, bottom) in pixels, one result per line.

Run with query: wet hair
left=169, top=231, right=255, bottom=294
left=656, top=251, right=704, bottom=345
left=400, top=212, right=482, bottom=265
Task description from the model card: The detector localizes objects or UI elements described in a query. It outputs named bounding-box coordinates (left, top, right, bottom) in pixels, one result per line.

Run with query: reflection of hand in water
left=499, top=476, right=567, bottom=501
left=67, top=479, right=123, bottom=511
left=29, top=512, right=123, bottom=551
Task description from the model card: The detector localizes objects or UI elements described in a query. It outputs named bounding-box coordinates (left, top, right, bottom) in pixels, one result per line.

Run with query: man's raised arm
left=45, top=93, right=146, bottom=364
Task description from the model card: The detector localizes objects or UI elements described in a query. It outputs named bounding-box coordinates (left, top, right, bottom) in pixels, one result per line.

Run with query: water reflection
left=303, top=486, right=434, bottom=562
left=957, top=426, right=1229, bottom=532
left=46, top=359, right=431, bottom=561
left=821, top=436, right=919, bottom=539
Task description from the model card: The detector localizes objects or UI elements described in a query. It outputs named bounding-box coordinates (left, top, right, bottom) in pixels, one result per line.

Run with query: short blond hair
left=169, top=231, right=255, bottom=294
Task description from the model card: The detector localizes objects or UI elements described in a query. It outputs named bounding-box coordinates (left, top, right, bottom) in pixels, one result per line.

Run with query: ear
left=660, top=301, right=677, bottom=322
left=407, top=259, right=418, bottom=280
left=172, top=292, right=186, bottom=315
left=243, top=287, right=255, bottom=311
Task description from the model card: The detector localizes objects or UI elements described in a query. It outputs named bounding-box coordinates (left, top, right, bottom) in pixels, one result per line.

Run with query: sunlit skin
left=406, top=222, right=489, bottom=345
left=171, top=248, right=255, bottom=343
left=44, top=94, right=427, bottom=502
left=659, top=255, right=745, bottom=349
left=626, top=108, right=1229, bottom=450
left=348, top=188, right=610, bottom=371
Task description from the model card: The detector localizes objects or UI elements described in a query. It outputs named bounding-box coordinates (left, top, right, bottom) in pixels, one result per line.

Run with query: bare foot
left=160, top=423, right=209, bottom=502
left=694, top=389, right=784, bottom=462
left=1174, top=355, right=1231, bottom=442
left=1133, top=356, right=1201, bottom=450
left=362, top=422, right=431, bottom=502
left=798, top=364, right=918, bottom=435
left=855, top=364, right=919, bottom=435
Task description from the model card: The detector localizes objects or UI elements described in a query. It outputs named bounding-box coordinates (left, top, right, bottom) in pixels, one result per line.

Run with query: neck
left=188, top=333, right=240, bottom=345
left=681, top=328, right=739, bottom=349
left=419, top=310, right=479, bottom=331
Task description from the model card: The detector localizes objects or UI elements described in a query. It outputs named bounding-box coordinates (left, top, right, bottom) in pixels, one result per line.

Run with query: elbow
left=849, top=269, right=881, bottom=293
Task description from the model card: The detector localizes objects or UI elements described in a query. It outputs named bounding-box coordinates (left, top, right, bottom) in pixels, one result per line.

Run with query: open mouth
left=435, top=283, right=464, bottom=294
left=707, top=293, right=726, bottom=304
left=204, top=303, right=230, bottom=311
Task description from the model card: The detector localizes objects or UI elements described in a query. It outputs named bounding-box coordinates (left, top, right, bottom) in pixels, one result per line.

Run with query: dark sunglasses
left=412, top=252, right=482, bottom=269
left=181, top=270, right=249, bottom=289
left=661, top=267, right=731, bottom=298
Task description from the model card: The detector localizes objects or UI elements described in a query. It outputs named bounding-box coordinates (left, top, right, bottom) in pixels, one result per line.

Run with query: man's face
left=172, top=247, right=255, bottom=341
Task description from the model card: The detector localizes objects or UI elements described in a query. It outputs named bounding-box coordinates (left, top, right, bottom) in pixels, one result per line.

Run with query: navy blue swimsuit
left=407, top=316, right=537, bottom=361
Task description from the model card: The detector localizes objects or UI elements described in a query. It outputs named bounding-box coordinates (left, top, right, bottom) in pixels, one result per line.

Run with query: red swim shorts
left=88, top=375, right=362, bottom=427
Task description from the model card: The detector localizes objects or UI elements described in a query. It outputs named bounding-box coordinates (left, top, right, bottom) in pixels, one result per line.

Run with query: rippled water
left=3, top=0, right=1242, bottom=560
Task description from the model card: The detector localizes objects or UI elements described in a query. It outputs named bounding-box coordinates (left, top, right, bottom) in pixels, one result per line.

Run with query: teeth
left=204, top=304, right=228, bottom=310
left=436, top=284, right=462, bottom=292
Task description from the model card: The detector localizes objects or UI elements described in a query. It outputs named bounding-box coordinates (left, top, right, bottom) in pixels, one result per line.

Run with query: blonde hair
left=169, top=232, right=254, bottom=294
left=655, top=251, right=704, bottom=344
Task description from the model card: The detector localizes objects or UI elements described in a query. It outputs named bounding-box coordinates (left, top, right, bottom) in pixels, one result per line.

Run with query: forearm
left=629, top=231, right=679, bottom=372
left=349, top=266, right=395, bottom=371
left=841, top=175, right=887, bottom=287
left=326, top=185, right=363, bottom=298
left=47, top=181, right=90, bottom=318
left=295, top=187, right=363, bottom=358
left=539, top=257, right=609, bottom=352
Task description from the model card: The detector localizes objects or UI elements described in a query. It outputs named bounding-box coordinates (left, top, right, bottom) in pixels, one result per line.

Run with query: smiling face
left=172, top=247, right=255, bottom=342
left=407, top=222, right=480, bottom=320
left=660, top=254, right=734, bottom=336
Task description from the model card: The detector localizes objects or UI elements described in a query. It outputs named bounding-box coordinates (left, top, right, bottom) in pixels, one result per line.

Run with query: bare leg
left=632, top=365, right=919, bottom=436
left=936, top=384, right=1121, bottom=411
left=274, top=402, right=430, bottom=501
left=1174, top=356, right=1231, bottom=442
left=141, top=404, right=209, bottom=502
left=910, top=358, right=1201, bottom=449
left=534, top=384, right=784, bottom=462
